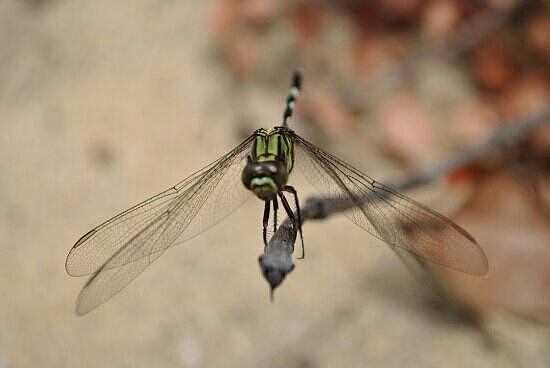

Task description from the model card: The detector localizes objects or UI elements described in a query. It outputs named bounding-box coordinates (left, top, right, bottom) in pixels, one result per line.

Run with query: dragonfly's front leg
left=273, top=195, right=279, bottom=233
left=278, top=189, right=305, bottom=259
left=262, top=200, right=271, bottom=249
left=281, top=185, right=305, bottom=259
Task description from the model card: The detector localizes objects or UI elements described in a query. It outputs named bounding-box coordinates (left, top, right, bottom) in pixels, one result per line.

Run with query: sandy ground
left=0, top=1, right=549, bottom=367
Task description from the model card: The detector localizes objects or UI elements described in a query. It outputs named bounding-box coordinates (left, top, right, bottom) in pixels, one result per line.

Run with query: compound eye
left=272, top=162, right=288, bottom=187
left=242, top=162, right=262, bottom=188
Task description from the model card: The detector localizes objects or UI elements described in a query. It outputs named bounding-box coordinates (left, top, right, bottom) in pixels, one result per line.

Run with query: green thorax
left=251, top=127, right=295, bottom=173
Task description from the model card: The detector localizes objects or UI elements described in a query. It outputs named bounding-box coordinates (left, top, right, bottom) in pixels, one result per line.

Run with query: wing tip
left=75, top=298, right=99, bottom=316
left=75, top=300, right=96, bottom=316
left=65, top=255, right=79, bottom=277
left=450, top=223, right=489, bottom=276
left=74, top=275, right=104, bottom=316
left=64, top=256, right=76, bottom=276
left=65, top=229, right=97, bottom=276
left=75, top=304, right=89, bottom=316
left=469, top=251, right=489, bottom=276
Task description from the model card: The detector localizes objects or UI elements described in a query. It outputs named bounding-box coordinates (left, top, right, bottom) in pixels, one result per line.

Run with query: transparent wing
left=390, top=246, right=451, bottom=298
left=67, top=135, right=255, bottom=314
left=293, top=133, right=488, bottom=276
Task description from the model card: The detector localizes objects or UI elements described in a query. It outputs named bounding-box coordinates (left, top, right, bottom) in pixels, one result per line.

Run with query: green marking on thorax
left=252, top=127, right=295, bottom=173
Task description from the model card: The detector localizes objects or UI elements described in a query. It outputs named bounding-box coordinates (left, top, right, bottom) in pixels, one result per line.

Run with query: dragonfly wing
left=390, top=246, right=451, bottom=298
left=293, top=134, right=488, bottom=275
left=67, top=135, right=255, bottom=313
left=75, top=223, right=167, bottom=315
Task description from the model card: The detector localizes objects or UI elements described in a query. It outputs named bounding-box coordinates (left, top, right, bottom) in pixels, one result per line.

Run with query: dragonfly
left=66, top=71, right=488, bottom=315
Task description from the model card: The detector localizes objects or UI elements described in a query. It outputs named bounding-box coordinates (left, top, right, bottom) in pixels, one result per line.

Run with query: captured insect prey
left=66, top=71, right=488, bottom=315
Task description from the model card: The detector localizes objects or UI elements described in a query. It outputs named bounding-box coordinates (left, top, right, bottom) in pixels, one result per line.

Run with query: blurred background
left=0, top=0, right=549, bottom=367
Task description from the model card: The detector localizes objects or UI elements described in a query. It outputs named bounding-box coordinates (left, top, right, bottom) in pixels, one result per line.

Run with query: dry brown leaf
left=501, top=74, right=550, bottom=118
left=472, top=34, right=517, bottom=91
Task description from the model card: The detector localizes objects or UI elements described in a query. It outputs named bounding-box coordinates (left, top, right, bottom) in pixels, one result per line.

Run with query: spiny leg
left=282, top=71, right=302, bottom=127
left=272, top=195, right=279, bottom=233
left=282, top=185, right=305, bottom=259
left=262, top=200, right=271, bottom=249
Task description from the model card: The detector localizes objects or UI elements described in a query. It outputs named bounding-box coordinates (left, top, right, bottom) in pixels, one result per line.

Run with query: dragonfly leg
left=273, top=195, right=279, bottom=233
left=281, top=185, right=305, bottom=259
left=278, top=190, right=304, bottom=259
left=262, top=200, right=271, bottom=250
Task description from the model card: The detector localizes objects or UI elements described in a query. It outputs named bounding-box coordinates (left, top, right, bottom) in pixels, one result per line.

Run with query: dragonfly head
left=242, top=159, right=288, bottom=200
